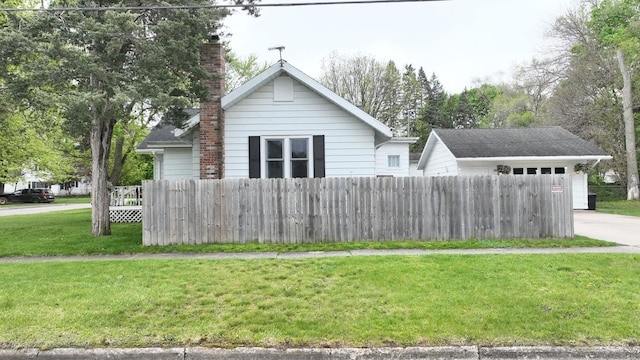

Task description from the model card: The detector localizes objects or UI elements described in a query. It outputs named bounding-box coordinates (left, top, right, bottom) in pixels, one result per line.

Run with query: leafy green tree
left=377, top=61, right=403, bottom=130
left=536, top=4, right=630, bottom=190
left=1, top=0, right=256, bottom=235
left=226, top=52, right=268, bottom=92
left=590, top=0, right=640, bottom=199
left=481, top=85, right=540, bottom=128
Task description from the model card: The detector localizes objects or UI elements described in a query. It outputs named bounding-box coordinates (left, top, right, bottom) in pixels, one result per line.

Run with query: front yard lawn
left=0, top=209, right=614, bottom=258
left=1, top=254, right=639, bottom=349
left=597, top=200, right=640, bottom=217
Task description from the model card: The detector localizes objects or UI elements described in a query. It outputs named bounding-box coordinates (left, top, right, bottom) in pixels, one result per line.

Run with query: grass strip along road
left=0, top=206, right=638, bottom=349
left=1, top=254, right=639, bottom=349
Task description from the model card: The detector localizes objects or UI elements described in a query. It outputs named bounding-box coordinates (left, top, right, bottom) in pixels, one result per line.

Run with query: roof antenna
left=268, top=46, right=285, bottom=67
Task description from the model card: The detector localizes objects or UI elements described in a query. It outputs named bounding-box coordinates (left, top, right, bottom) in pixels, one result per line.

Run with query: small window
left=527, top=168, right=537, bottom=175
left=513, top=168, right=524, bottom=175
left=266, top=139, right=284, bottom=178
left=554, top=167, right=565, bottom=174
left=388, top=155, right=400, bottom=168
left=541, top=168, right=552, bottom=174
left=290, top=138, right=309, bottom=178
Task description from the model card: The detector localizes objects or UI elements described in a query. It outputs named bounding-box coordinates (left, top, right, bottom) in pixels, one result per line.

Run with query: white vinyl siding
left=224, top=76, right=376, bottom=178
left=163, top=148, right=196, bottom=180
left=375, top=142, right=412, bottom=176
left=422, top=138, right=458, bottom=176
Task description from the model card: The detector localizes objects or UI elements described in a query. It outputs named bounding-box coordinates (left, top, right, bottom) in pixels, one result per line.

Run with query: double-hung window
left=264, top=137, right=311, bottom=178
left=249, top=135, right=324, bottom=179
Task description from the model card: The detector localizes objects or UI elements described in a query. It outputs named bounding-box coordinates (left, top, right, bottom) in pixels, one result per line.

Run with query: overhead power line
left=0, top=0, right=446, bottom=12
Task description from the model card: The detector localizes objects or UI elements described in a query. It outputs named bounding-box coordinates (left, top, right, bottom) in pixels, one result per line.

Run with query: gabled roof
left=175, top=61, right=393, bottom=139
left=417, top=127, right=611, bottom=169
left=137, top=109, right=198, bottom=153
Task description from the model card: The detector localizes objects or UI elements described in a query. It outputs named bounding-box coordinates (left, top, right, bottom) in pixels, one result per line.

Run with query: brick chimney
left=199, top=35, right=225, bottom=179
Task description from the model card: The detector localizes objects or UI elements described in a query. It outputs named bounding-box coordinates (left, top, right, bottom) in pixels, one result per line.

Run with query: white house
left=137, top=39, right=416, bottom=180
left=416, top=127, right=612, bottom=209
left=3, top=169, right=91, bottom=196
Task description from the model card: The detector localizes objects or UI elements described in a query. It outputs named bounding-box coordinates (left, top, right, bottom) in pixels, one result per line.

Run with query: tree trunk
left=90, top=112, right=115, bottom=237
left=109, top=136, right=124, bottom=186
left=616, top=49, right=640, bottom=200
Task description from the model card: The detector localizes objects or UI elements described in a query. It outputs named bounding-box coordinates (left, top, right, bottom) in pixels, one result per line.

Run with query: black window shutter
left=248, top=136, right=260, bottom=178
left=313, top=135, right=325, bottom=178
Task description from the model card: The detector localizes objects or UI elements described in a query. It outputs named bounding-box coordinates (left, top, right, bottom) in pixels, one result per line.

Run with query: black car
left=0, top=188, right=55, bottom=205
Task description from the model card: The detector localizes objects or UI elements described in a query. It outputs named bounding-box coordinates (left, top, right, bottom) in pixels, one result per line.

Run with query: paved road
left=573, top=210, right=640, bottom=246
left=0, top=203, right=91, bottom=217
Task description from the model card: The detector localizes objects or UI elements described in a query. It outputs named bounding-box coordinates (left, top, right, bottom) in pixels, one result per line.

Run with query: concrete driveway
left=574, top=210, right=640, bottom=247
left=0, top=203, right=91, bottom=217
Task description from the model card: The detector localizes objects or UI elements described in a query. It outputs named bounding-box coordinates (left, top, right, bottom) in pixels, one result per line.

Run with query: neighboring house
left=3, top=169, right=91, bottom=195
left=416, top=127, right=612, bottom=209
left=137, top=39, right=417, bottom=179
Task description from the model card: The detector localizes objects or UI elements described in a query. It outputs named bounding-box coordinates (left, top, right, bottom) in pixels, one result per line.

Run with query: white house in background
left=416, top=127, right=612, bottom=209
left=3, top=169, right=91, bottom=195
left=137, top=40, right=417, bottom=179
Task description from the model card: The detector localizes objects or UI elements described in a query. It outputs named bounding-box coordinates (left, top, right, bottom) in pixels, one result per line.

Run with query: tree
left=590, top=0, right=640, bottom=199
left=377, top=61, right=403, bottom=130
left=320, top=53, right=392, bottom=124
left=226, top=52, right=269, bottom=92
left=481, top=85, right=541, bottom=128
left=1, top=0, right=257, bottom=236
left=533, top=3, right=631, bottom=191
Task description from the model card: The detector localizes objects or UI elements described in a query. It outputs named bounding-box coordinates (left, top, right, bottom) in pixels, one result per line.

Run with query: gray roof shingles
left=137, top=109, right=199, bottom=151
left=434, top=127, right=609, bottom=158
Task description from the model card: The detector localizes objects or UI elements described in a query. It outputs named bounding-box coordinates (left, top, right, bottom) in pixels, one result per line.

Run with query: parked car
left=0, top=188, right=55, bottom=205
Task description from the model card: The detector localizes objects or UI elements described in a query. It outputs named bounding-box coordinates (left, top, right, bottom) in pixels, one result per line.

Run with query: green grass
left=597, top=200, right=640, bottom=217
left=0, top=209, right=614, bottom=258
left=53, top=195, right=91, bottom=204
left=1, top=254, right=639, bottom=349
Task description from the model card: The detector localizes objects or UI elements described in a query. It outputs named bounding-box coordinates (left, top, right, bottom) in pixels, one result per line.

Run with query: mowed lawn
left=597, top=200, right=640, bottom=217
left=1, top=254, right=640, bottom=349
left=0, top=204, right=638, bottom=349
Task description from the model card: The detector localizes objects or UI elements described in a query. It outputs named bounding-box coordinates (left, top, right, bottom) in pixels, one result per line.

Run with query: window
left=290, top=139, right=309, bottom=178
left=554, top=167, right=565, bottom=174
left=388, top=155, right=400, bottom=168
left=541, top=167, right=552, bottom=174
left=249, top=136, right=325, bottom=179
left=513, top=168, right=524, bottom=175
left=527, top=168, right=537, bottom=175
left=266, top=139, right=284, bottom=178
left=265, top=137, right=310, bottom=178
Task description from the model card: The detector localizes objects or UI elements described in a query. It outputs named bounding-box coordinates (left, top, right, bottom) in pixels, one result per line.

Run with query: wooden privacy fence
left=142, top=175, right=573, bottom=246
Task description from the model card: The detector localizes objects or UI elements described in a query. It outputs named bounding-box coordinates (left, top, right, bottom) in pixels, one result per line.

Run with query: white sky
left=223, top=0, right=577, bottom=94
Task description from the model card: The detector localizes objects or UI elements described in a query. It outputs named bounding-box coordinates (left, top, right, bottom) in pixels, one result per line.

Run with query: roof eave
left=456, top=155, right=613, bottom=162
left=416, top=132, right=442, bottom=170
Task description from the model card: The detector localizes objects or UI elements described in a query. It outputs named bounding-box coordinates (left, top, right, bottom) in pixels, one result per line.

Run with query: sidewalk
left=0, top=246, right=638, bottom=264
left=2, top=346, right=640, bottom=359
left=0, top=203, right=91, bottom=217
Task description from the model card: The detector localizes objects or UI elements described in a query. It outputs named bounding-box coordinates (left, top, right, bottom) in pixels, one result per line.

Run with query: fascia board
left=455, top=155, right=613, bottom=162
left=416, top=132, right=442, bottom=170
left=222, top=62, right=284, bottom=110
left=173, top=112, right=201, bottom=137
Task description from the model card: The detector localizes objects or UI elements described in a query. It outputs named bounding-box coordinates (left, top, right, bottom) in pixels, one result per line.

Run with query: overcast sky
left=223, top=0, right=577, bottom=93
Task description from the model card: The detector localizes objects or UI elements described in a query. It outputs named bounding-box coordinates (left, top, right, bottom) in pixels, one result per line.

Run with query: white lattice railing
left=110, top=206, right=142, bottom=223
left=110, top=186, right=142, bottom=206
